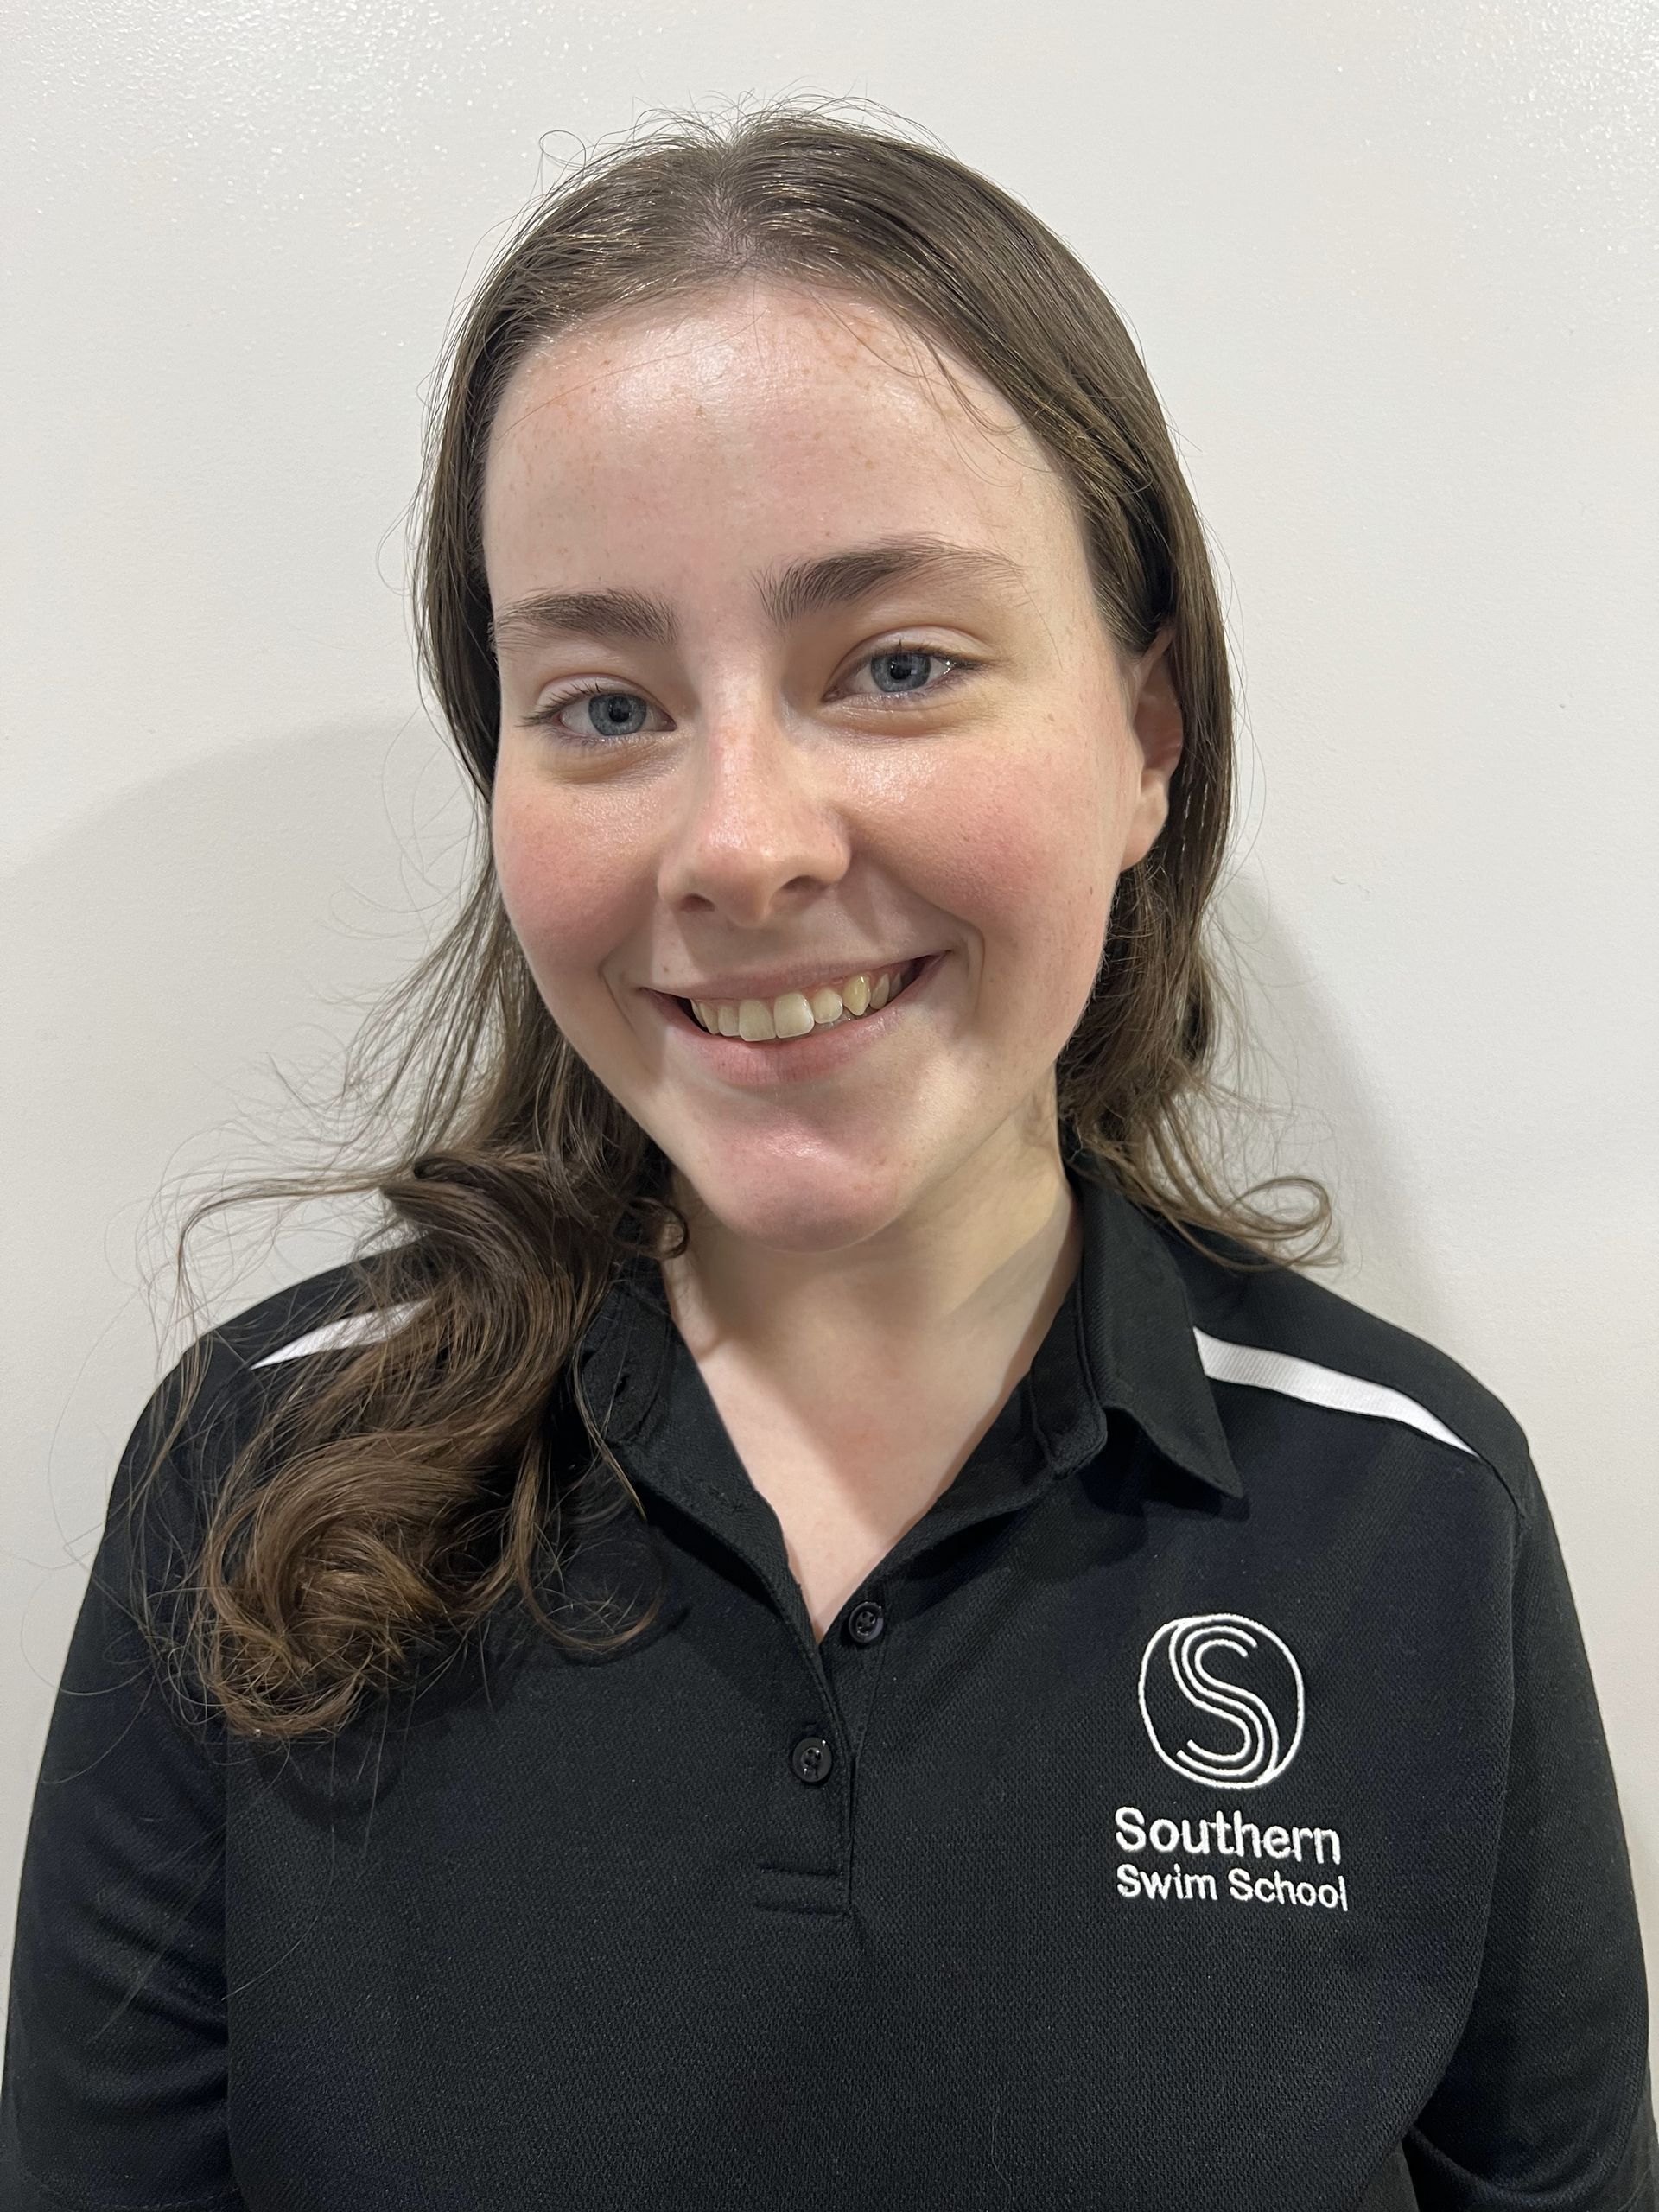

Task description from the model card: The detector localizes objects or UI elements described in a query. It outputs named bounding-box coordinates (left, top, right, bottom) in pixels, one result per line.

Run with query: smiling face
left=484, top=276, right=1183, bottom=1261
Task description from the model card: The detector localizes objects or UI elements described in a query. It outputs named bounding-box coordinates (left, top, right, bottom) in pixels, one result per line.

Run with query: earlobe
left=1119, top=780, right=1173, bottom=873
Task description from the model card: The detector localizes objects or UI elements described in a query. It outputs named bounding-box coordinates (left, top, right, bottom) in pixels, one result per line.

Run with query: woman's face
left=484, top=277, right=1183, bottom=1255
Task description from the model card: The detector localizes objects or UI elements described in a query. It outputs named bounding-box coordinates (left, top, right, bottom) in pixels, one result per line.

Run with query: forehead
left=479, top=280, right=1074, bottom=590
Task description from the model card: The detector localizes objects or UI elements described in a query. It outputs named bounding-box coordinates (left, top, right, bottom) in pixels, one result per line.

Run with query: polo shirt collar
left=1071, top=1167, right=1246, bottom=1501
left=575, top=1161, right=1244, bottom=1537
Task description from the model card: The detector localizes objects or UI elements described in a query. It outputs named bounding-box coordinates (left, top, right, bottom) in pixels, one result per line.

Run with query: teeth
left=688, top=960, right=920, bottom=1040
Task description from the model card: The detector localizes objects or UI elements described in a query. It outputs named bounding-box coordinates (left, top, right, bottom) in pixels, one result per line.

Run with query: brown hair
left=131, top=93, right=1336, bottom=1748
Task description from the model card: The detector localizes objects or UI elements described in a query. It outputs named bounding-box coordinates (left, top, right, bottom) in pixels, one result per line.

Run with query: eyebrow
left=487, top=535, right=1026, bottom=655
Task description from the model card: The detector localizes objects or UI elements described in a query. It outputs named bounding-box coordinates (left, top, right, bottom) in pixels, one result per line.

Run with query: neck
left=656, top=1128, right=1084, bottom=1398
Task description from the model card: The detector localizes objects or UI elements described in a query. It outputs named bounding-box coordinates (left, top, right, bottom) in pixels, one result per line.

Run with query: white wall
left=4, top=0, right=1654, bottom=2029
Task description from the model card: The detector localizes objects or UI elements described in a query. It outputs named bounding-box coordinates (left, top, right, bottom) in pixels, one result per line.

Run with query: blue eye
left=861, top=647, right=959, bottom=697
left=524, top=690, right=653, bottom=744
left=523, top=640, right=975, bottom=749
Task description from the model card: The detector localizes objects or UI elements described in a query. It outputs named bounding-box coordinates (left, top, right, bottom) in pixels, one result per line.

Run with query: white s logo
left=1138, top=1611, right=1305, bottom=1790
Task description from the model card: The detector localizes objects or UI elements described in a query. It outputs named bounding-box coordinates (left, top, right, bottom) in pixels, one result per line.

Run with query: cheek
left=908, top=752, right=1113, bottom=1026
left=490, top=774, right=632, bottom=984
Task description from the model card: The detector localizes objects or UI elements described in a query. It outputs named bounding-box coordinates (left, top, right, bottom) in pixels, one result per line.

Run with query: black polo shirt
left=3, top=1166, right=1653, bottom=2212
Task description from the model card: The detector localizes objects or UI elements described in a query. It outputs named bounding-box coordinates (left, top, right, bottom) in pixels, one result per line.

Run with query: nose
left=654, top=702, right=853, bottom=923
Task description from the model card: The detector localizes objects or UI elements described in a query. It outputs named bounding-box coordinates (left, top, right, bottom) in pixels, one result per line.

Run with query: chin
left=664, top=1144, right=922, bottom=1255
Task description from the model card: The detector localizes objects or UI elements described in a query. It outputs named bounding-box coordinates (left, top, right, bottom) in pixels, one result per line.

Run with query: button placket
left=747, top=1618, right=853, bottom=1914
left=818, top=1586, right=893, bottom=1776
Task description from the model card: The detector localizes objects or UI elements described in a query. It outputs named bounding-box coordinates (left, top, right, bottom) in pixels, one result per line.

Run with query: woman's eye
left=522, top=688, right=660, bottom=747
left=526, top=685, right=668, bottom=747
left=522, top=642, right=973, bottom=748
left=844, top=645, right=969, bottom=702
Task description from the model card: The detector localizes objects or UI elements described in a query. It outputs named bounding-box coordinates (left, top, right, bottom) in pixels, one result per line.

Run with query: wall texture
left=4, top=0, right=1654, bottom=2025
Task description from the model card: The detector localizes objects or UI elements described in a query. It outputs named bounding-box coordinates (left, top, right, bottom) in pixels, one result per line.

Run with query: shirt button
left=790, top=1735, right=834, bottom=1785
left=846, top=1599, right=886, bottom=1644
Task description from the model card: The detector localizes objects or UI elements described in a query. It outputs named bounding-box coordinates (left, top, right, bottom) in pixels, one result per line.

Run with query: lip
left=644, top=951, right=948, bottom=1090
left=652, top=953, right=925, bottom=1006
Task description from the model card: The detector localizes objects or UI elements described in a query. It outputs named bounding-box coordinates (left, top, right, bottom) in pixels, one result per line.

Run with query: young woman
left=2, top=101, right=1651, bottom=2212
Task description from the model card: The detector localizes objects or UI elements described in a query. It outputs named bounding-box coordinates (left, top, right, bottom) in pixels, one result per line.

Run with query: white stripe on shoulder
left=250, top=1300, right=426, bottom=1370
left=1192, top=1328, right=1478, bottom=1456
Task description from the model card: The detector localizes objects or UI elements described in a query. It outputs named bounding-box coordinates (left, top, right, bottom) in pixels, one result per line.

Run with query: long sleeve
left=1404, top=1452, right=1656, bottom=2209
left=0, top=1360, right=244, bottom=2209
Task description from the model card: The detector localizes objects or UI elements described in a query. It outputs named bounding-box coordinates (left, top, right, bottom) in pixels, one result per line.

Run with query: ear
left=1118, top=622, right=1185, bottom=871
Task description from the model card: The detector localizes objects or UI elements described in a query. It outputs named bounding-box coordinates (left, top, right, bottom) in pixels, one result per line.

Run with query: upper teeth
left=689, top=960, right=919, bottom=1039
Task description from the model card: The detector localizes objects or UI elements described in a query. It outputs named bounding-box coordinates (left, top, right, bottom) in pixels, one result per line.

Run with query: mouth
left=663, top=953, right=934, bottom=1033
left=643, top=951, right=949, bottom=1084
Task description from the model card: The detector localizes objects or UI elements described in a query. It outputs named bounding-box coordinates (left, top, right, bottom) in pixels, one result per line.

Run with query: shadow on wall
left=3, top=719, right=471, bottom=1583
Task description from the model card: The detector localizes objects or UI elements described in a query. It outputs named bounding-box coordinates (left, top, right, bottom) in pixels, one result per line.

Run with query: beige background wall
left=3, top=0, right=1655, bottom=2013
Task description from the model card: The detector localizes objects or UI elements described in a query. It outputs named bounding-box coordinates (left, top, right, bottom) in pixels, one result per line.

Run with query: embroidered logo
left=1137, top=1611, right=1305, bottom=1790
